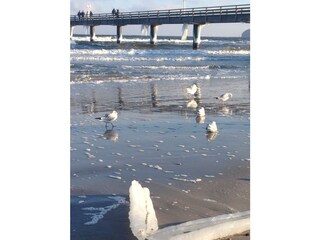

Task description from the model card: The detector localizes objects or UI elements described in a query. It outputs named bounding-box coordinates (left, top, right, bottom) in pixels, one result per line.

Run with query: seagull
left=206, top=121, right=218, bottom=133
left=215, top=92, right=233, bottom=102
left=196, top=107, right=205, bottom=117
left=95, top=110, right=118, bottom=128
left=186, top=83, right=198, bottom=95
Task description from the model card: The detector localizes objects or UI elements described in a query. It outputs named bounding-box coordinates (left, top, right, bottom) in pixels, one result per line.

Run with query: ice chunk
left=148, top=211, right=250, bottom=240
left=128, top=180, right=158, bottom=240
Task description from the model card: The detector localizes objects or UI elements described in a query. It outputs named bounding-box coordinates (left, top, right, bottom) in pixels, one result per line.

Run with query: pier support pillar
left=90, top=26, right=95, bottom=42
left=193, top=24, right=203, bottom=49
left=70, top=26, right=74, bottom=39
left=117, top=26, right=123, bottom=44
left=150, top=25, right=159, bottom=45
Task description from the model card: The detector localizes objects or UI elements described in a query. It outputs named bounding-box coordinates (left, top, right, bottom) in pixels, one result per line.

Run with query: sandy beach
left=71, top=101, right=250, bottom=239
left=71, top=169, right=249, bottom=239
left=70, top=36, right=250, bottom=239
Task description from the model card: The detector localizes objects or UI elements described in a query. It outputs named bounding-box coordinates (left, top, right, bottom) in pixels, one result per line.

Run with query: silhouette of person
left=116, top=9, right=119, bottom=18
left=77, top=11, right=81, bottom=20
left=112, top=8, right=116, bottom=15
left=90, top=11, right=93, bottom=18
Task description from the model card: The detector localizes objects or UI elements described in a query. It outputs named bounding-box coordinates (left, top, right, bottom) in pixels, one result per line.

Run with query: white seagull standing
left=206, top=121, right=218, bottom=133
left=216, top=92, right=233, bottom=102
left=186, top=83, right=198, bottom=95
left=96, top=110, right=118, bottom=128
left=196, top=107, right=205, bottom=117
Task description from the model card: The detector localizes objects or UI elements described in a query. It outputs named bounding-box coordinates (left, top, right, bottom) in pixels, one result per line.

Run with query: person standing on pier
left=77, top=11, right=81, bottom=20
left=90, top=11, right=93, bottom=18
left=116, top=9, right=119, bottom=18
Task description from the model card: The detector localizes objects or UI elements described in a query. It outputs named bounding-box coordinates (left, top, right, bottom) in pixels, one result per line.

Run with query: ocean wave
left=207, top=49, right=250, bottom=55
left=70, top=48, right=141, bottom=55
left=122, top=65, right=211, bottom=70
left=70, top=36, right=249, bottom=47
left=121, top=64, right=244, bottom=70
left=70, top=56, right=204, bottom=62
left=70, top=73, right=215, bottom=85
left=70, top=36, right=207, bottom=44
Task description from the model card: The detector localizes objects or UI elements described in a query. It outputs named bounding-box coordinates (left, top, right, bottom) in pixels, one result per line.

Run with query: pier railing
left=70, top=4, right=250, bottom=25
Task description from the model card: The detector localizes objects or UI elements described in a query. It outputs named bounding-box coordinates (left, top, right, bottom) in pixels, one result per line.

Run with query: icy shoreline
left=129, top=180, right=249, bottom=240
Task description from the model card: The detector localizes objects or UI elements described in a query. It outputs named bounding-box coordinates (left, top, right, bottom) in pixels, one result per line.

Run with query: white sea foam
left=204, top=175, right=215, bottom=178
left=123, top=65, right=210, bottom=70
left=85, top=152, right=95, bottom=158
left=203, top=198, right=217, bottom=203
left=207, top=49, right=250, bottom=55
left=108, top=175, right=122, bottom=180
left=82, top=196, right=126, bottom=225
left=172, top=177, right=202, bottom=183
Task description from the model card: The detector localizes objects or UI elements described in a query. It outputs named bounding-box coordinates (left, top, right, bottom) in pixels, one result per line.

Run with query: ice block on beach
left=129, top=180, right=158, bottom=240
left=148, top=211, right=250, bottom=240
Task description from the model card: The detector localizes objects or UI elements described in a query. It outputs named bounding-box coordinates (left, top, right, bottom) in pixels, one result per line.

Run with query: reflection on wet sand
left=71, top=79, right=249, bottom=117
left=218, top=105, right=232, bottom=115
left=206, top=131, right=218, bottom=142
left=186, top=99, right=198, bottom=109
left=194, top=85, right=201, bottom=99
left=82, top=92, right=97, bottom=114
left=118, top=87, right=125, bottom=109
left=150, top=82, right=159, bottom=107
left=195, top=115, right=205, bottom=124
left=103, top=129, right=119, bottom=142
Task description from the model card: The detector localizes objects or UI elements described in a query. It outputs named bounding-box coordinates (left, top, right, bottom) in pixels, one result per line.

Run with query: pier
left=70, top=4, right=250, bottom=49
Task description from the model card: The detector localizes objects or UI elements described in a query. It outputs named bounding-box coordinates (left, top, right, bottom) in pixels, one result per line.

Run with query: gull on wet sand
left=216, top=93, right=232, bottom=102
left=196, top=107, right=205, bottom=117
left=206, top=121, right=218, bottom=133
left=96, top=110, right=118, bottom=128
left=186, top=83, right=198, bottom=95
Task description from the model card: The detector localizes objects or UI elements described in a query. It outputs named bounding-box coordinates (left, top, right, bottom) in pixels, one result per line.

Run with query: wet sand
left=71, top=170, right=249, bottom=239
left=70, top=35, right=250, bottom=239
left=71, top=108, right=250, bottom=239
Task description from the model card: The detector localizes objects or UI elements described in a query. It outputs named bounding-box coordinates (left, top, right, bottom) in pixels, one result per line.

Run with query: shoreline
left=71, top=88, right=250, bottom=239
left=71, top=160, right=249, bottom=239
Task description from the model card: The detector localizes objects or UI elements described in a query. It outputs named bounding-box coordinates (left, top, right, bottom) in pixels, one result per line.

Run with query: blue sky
left=70, top=0, right=250, bottom=37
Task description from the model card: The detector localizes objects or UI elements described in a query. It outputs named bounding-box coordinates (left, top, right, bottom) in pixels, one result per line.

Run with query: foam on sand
left=82, top=196, right=126, bottom=225
left=129, top=180, right=250, bottom=240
